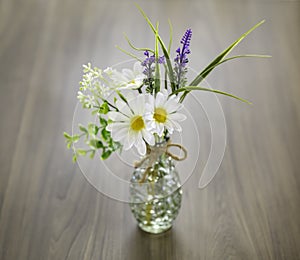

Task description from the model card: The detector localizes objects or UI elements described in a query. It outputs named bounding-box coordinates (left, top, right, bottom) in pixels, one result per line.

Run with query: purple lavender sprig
left=174, top=29, right=192, bottom=89
left=141, top=51, right=165, bottom=94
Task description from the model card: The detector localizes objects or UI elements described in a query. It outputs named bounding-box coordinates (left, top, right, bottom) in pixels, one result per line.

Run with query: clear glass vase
left=129, top=140, right=183, bottom=234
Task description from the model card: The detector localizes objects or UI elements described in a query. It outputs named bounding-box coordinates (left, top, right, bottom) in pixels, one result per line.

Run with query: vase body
left=129, top=141, right=182, bottom=234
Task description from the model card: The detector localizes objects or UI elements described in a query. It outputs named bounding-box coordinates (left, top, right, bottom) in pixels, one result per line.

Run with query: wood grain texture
left=0, top=0, right=300, bottom=259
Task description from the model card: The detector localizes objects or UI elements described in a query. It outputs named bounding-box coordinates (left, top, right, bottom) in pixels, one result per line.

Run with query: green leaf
left=63, top=132, right=71, bottom=139
left=135, top=3, right=176, bottom=91
left=99, top=117, right=107, bottom=126
left=99, top=102, right=109, bottom=114
left=89, top=150, right=95, bottom=159
left=76, top=149, right=87, bottom=156
left=66, top=141, right=72, bottom=149
left=72, top=154, right=77, bottom=162
left=173, top=86, right=252, bottom=104
left=88, top=123, right=99, bottom=135
left=101, top=128, right=110, bottom=141
left=112, top=141, right=122, bottom=151
left=92, top=109, right=99, bottom=115
left=101, top=150, right=112, bottom=160
left=89, top=139, right=103, bottom=149
left=79, top=124, right=88, bottom=134
left=71, top=135, right=80, bottom=142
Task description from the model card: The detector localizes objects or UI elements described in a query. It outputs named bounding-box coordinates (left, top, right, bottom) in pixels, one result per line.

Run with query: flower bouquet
left=64, top=5, right=269, bottom=234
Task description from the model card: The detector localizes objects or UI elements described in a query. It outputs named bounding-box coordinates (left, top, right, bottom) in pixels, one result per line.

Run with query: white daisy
left=109, top=62, right=145, bottom=89
left=146, top=89, right=186, bottom=136
left=106, top=94, right=154, bottom=155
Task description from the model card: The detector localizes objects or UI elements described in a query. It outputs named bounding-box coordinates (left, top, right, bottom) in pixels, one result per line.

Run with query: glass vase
left=129, top=140, right=183, bottom=234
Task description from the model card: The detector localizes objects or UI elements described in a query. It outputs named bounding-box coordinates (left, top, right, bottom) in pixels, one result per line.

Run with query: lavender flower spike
left=141, top=50, right=165, bottom=93
left=180, top=29, right=192, bottom=59
left=174, top=29, right=192, bottom=88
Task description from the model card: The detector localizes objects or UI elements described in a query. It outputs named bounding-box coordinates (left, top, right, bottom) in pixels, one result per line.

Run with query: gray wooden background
left=1, top=0, right=300, bottom=259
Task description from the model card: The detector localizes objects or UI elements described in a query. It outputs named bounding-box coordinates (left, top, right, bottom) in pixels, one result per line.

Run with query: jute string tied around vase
left=134, top=139, right=187, bottom=183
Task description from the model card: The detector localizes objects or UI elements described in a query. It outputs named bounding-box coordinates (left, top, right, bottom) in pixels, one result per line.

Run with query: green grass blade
left=189, top=20, right=265, bottom=87
left=168, top=19, right=173, bottom=55
left=123, top=33, right=154, bottom=54
left=154, top=22, right=160, bottom=93
left=200, top=54, right=271, bottom=76
left=179, top=54, right=270, bottom=103
left=173, top=86, right=252, bottom=104
left=115, top=45, right=142, bottom=62
left=135, top=3, right=175, bottom=91
left=178, top=20, right=266, bottom=102
left=164, top=65, right=168, bottom=90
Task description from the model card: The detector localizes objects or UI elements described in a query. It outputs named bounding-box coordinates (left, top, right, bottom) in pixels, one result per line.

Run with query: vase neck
left=153, top=135, right=169, bottom=147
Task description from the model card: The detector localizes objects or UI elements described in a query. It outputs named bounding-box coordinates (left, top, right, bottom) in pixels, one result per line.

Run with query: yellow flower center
left=153, top=107, right=167, bottom=123
left=129, top=79, right=136, bottom=84
left=130, top=115, right=145, bottom=131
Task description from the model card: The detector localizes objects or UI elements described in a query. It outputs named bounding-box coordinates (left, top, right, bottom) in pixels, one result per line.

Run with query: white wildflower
left=146, top=89, right=186, bottom=136
left=106, top=94, right=154, bottom=155
left=110, top=62, right=145, bottom=89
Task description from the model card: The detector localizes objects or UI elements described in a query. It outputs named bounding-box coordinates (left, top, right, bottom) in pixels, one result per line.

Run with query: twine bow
left=134, top=140, right=187, bottom=183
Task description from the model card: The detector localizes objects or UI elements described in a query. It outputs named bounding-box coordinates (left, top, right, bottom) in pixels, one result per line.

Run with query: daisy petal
left=142, top=129, right=155, bottom=146
left=123, top=131, right=136, bottom=150
left=170, top=120, right=182, bottom=132
left=136, top=136, right=146, bottom=155
left=168, top=112, right=187, bottom=121
left=106, top=122, right=129, bottom=132
left=155, top=92, right=166, bottom=107
left=135, top=94, right=145, bottom=115
left=164, top=98, right=182, bottom=113
left=116, top=100, right=132, bottom=116
left=122, top=68, right=135, bottom=80
left=107, top=111, right=128, bottom=121
left=113, top=127, right=129, bottom=141
left=165, top=120, right=174, bottom=134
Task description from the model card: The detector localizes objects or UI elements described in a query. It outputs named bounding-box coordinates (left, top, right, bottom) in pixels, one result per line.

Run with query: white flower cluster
left=78, top=62, right=146, bottom=109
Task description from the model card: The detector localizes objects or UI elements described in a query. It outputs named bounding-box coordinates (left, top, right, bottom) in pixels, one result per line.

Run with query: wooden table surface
left=1, top=0, right=300, bottom=259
